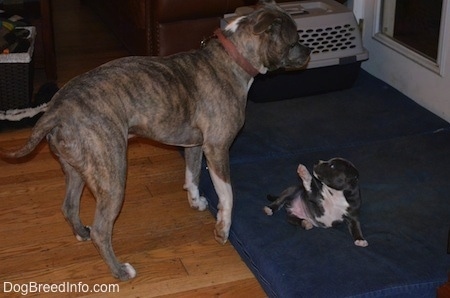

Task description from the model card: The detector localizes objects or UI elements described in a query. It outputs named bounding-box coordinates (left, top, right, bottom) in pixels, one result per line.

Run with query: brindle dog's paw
left=354, top=239, right=369, bottom=247
left=191, top=196, right=208, bottom=211
left=214, top=221, right=229, bottom=244
left=75, top=226, right=91, bottom=241
left=114, top=263, right=137, bottom=281
left=194, top=196, right=208, bottom=211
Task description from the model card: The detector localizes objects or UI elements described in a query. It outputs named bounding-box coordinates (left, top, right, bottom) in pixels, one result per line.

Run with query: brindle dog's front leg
left=203, top=145, right=233, bottom=244
left=184, top=146, right=208, bottom=211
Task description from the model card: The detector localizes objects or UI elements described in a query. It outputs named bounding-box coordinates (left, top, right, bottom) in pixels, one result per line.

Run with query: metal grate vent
left=298, top=24, right=358, bottom=54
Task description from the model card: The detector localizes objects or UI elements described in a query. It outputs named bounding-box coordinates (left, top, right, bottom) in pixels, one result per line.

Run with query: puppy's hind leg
left=184, top=146, right=208, bottom=211
left=287, top=215, right=314, bottom=230
left=60, top=160, right=91, bottom=241
left=264, top=186, right=299, bottom=216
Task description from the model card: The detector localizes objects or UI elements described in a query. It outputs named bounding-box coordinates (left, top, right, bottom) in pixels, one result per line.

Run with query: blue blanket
left=199, top=70, right=450, bottom=297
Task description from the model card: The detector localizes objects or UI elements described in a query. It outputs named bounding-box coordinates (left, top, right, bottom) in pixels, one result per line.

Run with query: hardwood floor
left=0, top=1, right=266, bottom=297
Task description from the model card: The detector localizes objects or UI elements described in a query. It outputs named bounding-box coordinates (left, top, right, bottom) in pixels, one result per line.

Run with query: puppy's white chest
left=316, top=185, right=349, bottom=227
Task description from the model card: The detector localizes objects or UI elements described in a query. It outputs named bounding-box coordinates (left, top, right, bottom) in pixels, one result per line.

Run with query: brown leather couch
left=88, top=0, right=298, bottom=56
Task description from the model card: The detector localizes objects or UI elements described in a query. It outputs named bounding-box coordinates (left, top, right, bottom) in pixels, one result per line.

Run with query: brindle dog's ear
left=253, top=13, right=282, bottom=34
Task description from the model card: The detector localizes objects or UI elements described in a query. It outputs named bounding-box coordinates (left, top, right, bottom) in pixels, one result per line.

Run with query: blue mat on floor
left=199, top=70, right=450, bottom=297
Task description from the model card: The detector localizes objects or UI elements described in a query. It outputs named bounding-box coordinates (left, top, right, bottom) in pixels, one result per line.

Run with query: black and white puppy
left=264, top=158, right=368, bottom=247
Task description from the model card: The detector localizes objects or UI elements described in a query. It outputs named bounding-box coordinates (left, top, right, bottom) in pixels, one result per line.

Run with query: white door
left=350, top=0, right=450, bottom=122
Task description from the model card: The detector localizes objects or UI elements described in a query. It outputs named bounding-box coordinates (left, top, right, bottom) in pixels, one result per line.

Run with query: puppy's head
left=225, top=0, right=311, bottom=73
left=313, top=158, right=359, bottom=191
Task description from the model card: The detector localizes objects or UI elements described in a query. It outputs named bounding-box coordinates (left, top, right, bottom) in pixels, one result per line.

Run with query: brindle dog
left=0, top=0, right=310, bottom=280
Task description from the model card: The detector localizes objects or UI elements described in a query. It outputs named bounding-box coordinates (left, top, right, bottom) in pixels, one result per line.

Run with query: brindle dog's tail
left=0, top=111, right=58, bottom=159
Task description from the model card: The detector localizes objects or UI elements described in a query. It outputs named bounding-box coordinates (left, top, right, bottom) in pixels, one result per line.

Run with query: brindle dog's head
left=225, top=0, right=311, bottom=73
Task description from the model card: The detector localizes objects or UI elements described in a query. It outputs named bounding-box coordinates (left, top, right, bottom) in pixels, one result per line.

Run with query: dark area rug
left=199, top=70, right=450, bottom=297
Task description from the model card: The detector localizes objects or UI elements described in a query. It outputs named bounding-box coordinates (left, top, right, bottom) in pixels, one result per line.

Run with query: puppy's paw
left=263, top=206, right=273, bottom=215
left=301, top=220, right=314, bottom=230
left=297, top=164, right=308, bottom=176
left=75, top=226, right=91, bottom=241
left=190, top=196, right=208, bottom=211
left=297, top=164, right=312, bottom=191
left=354, top=239, right=369, bottom=247
left=114, top=263, right=137, bottom=281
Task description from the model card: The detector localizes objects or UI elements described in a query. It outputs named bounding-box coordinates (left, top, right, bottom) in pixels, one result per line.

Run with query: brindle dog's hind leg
left=48, top=128, right=135, bottom=281
left=59, top=160, right=91, bottom=241
left=85, top=152, right=136, bottom=281
left=89, top=179, right=136, bottom=281
left=184, top=146, right=208, bottom=211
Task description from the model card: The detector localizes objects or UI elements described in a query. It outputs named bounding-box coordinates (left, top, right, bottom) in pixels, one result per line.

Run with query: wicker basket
left=0, top=27, right=36, bottom=111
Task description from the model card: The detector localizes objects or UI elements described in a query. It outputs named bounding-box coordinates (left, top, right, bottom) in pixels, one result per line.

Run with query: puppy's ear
left=258, top=0, right=277, bottom=5
left=253, top=13, right=282, bottom=34
left=347, top=176, right=359, bottom=188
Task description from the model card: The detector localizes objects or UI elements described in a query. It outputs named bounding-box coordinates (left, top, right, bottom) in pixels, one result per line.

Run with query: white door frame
left=349, top=0, right=450, bottom=122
